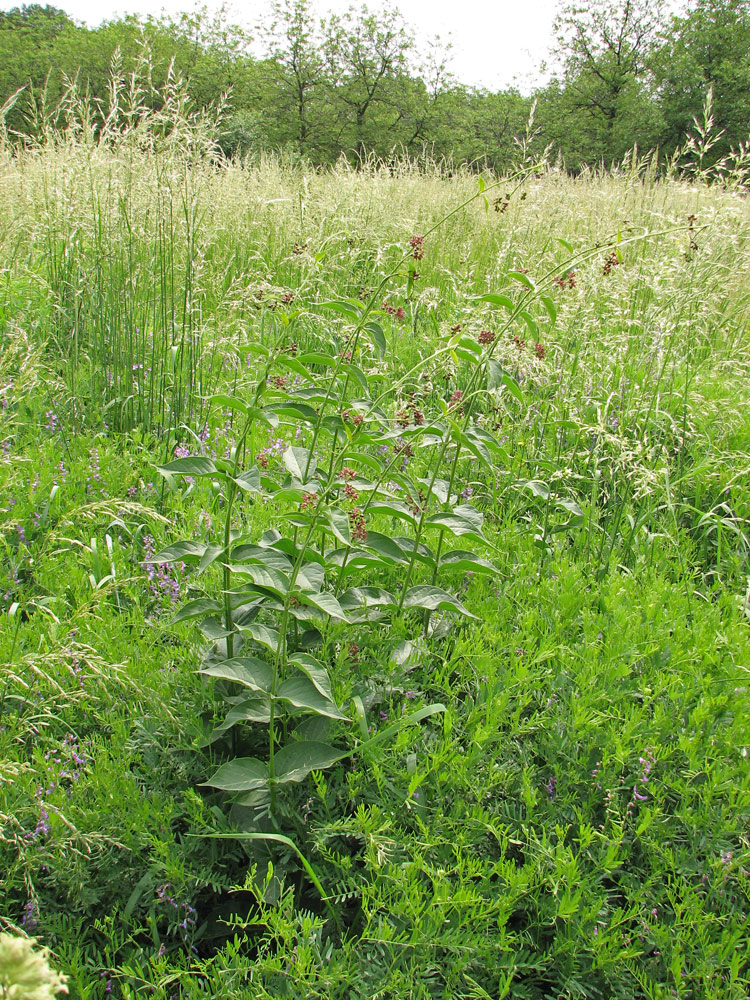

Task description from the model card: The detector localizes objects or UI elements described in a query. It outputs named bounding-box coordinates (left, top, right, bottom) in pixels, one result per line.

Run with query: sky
left=20, top=0, right=563, bottom=92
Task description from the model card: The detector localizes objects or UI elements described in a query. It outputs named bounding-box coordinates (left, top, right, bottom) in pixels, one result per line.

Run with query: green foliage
left=1, top=0, right=749, bottom=171
left=1, top=116, right=750, bottom=999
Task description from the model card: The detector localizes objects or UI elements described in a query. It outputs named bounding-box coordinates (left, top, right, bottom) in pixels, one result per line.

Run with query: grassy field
left=1, top=115, right=750, bottom=999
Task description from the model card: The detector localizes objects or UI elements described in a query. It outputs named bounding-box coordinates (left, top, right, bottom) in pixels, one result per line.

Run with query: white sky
left=13, top=0, right=563, bottom=92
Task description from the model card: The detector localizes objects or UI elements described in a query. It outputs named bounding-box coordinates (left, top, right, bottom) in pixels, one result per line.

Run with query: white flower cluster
left=0, top=934, right=68, bottom=1000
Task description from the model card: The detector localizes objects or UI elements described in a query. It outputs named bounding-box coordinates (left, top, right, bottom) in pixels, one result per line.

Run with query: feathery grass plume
left=0, top=933, right=68, bottom=999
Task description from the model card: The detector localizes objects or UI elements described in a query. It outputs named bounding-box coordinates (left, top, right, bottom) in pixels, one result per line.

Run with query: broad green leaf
left=158, top=456, right=218, bottom=477
left=202, top=757, right=268, bottom=792
left=296, top=562, right=325, bottom=592
left=276, top=676, right=347, bottom=720
left=364, top=321, right=386, bottom=359
left=393, top=537, right=436, bottom=567
left=425, top=505, right=484, bottom=539
left=327, top=508, right=351, bottom=547
left=540, top=295, right=557, bottom=325
left=198, top=544, right=225, bottom=573
left=339, top=587, right=397, bottom=611
left=317, top=300, right=361, bottom=321
left=455, top=429, right=492, bottom=468
left=210, top=698, right=271, bottom=738
left=207, top=393, right=249, bottom=416
left=237, top=622, right=280, bottom=653
left=471, top=292, right=514, bottom=311
left=502, top=372, right=526, bottom=405
left=368, top=499, right=419, bottom=527
left=269, top=402, right=319, bottom=423
left=149, top=540, right=208, bottom=564
left=231, top=545, right=292, bottom=572
left=440, top=550, right=499, bottom=575
left=297, top=351, right=337, bottom=368
left=226, top=564, right=290, bottom=597
left=273, top=741, right=347, bottom=783
left=199, top=617, right=233, bottom=641
left=402, top=585, right=478, bottom=618
left=343, top=451, right=386, bottom=476
left=233, top=468, right=261, bottom=493
left=365, top=531, right=410, bottom=564
left=283, top=446, right=316, bottom=480
left=487, top=358, right=504, bottom=389
left=288, top=652, right=335, bottom=700
left=295, top=589, right=349, bottom=621
left=517, top=479, right=551, bottom=500
left=325, top=548, right=386, bottom=573
left=508, top=270, right=535, bottom=290
left=519, top=311, right=538, bottom=337
left=200, top=656, right=273, bottom=692
left=172, top=598, right=223, bottom=624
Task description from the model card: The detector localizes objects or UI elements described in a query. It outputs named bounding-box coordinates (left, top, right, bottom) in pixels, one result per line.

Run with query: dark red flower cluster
left=409, top=234, right=425, bottom=260
left=349, top=507, right=367, bottom=542
left=512, top=335, right=526, bottom=351
left=448, top=389, right=464, bottom=415
left=292, top=241, right=308, bottom=255
left=300, top=492, right=318, bottom=510
left=343, top=482, right=359, bottom=501
left=478, top=329, right=496, bottom=346
left=382, top=300, right=407, bottom=322
left=602, top=251, right=620, bottom=276
left=534, top=342, right=546, bottom=359
left=272, top=375, right=288, bottom=389
left=553, top=271, right=576, bottom=290
left=282, top=291, right=295, bottom=304
left=339, top=466, right=356, bottom=481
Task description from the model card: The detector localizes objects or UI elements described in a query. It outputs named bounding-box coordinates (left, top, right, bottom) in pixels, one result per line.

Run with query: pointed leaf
left=158, top=457, right=218, bottom=477
left=273, top=741, right=347, bottom=783
left=231, top=545, right=293, bottom=572
left=233, top=468, right=261, bottom=493
left=471, top=292, right=514, bottom=311
left=172, top=598, right=223, bottom=624
left=288, top=652, right=334, bottom=700
left=236, top=622, right=280, bottom=653
left=226, top=564, right=290, bottom=597
left=202, top=757, right=268, bottom=792
left=440, top=550, right=499, bottom=575
left=209, top=698, right=271, bottom=739
left=149, top=540, right=208, bottom=564
left=295, top=589, right=349, bottom=621
left=508, top=270, right=535, bottom=290
left=200, top=657, right=273, bottom=692
left=277, top=676, right=347, bottom=720
left=364, top=321, right=386, bottom=359
left=403, top=585, right=478, bottom=618
left=327, top=508, right=351, bottom=547
left=365, top=531, right=409, bottom=564
left=283, top=446, right=316, bottom=480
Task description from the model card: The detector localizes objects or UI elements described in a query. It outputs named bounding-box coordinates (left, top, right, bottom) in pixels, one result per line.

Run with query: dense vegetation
left=1, top=0, right=750, bottom=170
left=1, top=63, right=750, bottom=1000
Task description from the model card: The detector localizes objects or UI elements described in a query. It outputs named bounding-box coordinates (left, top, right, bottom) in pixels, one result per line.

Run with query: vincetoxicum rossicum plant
left=150, top=171, right=665, bottom=842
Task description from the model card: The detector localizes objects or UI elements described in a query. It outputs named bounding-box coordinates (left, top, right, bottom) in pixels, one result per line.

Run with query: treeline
left=1, top=0, right=749, bottom=170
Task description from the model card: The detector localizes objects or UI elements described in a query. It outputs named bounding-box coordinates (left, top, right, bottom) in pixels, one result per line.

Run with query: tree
left=653, top=0, right=750, bottom=158
left=545, top=0, right=665, bottom=165
left=255, top=0, right=334, bottom=159
left=0, top=5, right=74, bottom=132
left=323, top=5, right=414, bottom=155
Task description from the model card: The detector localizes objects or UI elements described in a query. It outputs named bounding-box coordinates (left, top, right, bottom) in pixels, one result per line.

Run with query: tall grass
left=2, top=70, right=750, bottom=1000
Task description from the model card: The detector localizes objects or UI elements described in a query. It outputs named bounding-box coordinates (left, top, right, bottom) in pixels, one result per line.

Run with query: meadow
left=1, top=101, right=750, bottom=1000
